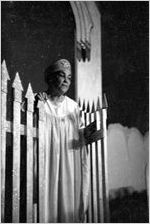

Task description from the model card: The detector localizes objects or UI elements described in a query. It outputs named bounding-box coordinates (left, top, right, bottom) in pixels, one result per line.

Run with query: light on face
left=57, top=71, right=72, bottom=85
left=49, top=71, right=71, bottom=95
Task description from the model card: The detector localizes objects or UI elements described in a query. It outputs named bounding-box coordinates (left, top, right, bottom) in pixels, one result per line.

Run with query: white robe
left=43, top=96, right=89, bottom=223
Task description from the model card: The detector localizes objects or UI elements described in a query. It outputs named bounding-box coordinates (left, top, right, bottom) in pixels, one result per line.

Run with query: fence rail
left=1, top=60, right=109, bottom=223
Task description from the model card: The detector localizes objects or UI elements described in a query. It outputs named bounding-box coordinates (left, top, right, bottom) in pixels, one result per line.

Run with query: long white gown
left=43, top=96, right=90, bottom=223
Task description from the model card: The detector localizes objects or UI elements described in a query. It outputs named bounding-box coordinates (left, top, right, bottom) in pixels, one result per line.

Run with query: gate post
left=25, top=83, right=35, bottom=222
left=37, top=100, right=45, bottom=223
left=101, top=94, right=110, bottom=222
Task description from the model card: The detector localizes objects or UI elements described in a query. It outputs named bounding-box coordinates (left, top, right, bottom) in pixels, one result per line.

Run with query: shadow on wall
left=107, top=123, right=149, bottom=191
left=109, top=188, right=148, bottom=223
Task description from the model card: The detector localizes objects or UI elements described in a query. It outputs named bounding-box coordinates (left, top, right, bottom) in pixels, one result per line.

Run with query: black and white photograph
left=1, top=1, right=149, bottom=223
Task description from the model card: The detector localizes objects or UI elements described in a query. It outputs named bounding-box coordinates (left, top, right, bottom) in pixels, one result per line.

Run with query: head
left=45, top=59, right=72, bottom=96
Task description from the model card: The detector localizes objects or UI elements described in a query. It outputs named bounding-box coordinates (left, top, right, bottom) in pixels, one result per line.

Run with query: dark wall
left=2, top=1, right=76, bottom=99
left=97, top=2, right=149, bottom=134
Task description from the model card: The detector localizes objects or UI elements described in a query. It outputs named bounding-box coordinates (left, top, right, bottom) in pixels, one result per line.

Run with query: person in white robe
left=35, top=59, right=99, bottom=223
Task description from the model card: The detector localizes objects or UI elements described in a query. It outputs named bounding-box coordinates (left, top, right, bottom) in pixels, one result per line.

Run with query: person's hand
left=84, top=121, right=104, bottom=144
left=84, top=121, right=96, bottom=139
left=35, top=92, right=48, bottom=103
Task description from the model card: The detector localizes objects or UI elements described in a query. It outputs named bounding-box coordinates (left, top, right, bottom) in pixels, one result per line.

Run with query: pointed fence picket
left=1, top=60, right=10, bottom=223
left=101, top=94, right=110, bottom=222
left=12, top=72, right=23, bottom=223
left=78, top=97, right=109, bottom=223
left=0, top=61, right=41, bottom=223
left=1, top=60, right=109, bottom=223
left=25, top=83, right=35, bottom=223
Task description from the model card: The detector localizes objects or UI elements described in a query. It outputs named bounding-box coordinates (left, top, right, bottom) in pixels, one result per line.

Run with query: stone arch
left=70, top=1, right=94, bottom=62
left=70, top=2, right=102, bottom=106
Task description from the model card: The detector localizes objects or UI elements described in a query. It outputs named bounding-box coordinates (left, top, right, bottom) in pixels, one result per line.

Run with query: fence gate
left=1, top=60, right=109, bottom=223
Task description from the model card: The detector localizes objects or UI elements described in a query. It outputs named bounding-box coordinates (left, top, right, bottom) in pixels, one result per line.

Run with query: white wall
left=76, top=2, right=102, bottom=107
left=107, top=123, right=149, bottom=192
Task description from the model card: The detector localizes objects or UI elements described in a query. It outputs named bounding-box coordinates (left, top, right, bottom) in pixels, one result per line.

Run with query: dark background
left=97, top=1, right=149, bottom=134
left=1, top=1, right=75, bottom=98
left=2, top=1, right=149, bottom=134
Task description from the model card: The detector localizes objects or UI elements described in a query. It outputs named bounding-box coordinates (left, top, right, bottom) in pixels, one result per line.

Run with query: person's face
left=50, top=70, right=72, bottom=95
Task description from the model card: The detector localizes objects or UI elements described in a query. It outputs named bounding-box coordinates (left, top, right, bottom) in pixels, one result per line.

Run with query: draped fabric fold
left=42, top=96, right=89, bottom=223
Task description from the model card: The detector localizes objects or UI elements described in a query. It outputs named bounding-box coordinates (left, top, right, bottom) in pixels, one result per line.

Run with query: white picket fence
left=1, top=60, right=109, bottom=223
